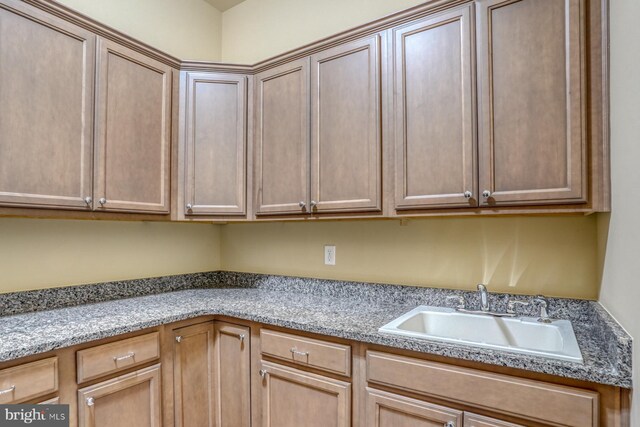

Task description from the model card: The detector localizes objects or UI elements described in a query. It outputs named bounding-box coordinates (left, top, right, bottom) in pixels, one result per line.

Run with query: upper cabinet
left=254, top=58, right=311, bottom=215
left=0, top=0, right=95, bottom=210
left=180, top=72, right=247, bottom=217
left=0, top=0, right=608, bottom=221
left=0, top=0, right=174, bottom=217
left=476, top=0, right=586, bottom=207
left=94, top=39, right=172, bottom=213
left=393, top=4, right=476, bottom=210
left=310, top=35, right=382, bottom=213
left=254, top=34, right=383, bottom=217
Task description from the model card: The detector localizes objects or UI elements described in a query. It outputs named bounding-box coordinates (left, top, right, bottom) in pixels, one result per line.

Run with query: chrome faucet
left=477, top=284, right=490, bottom=312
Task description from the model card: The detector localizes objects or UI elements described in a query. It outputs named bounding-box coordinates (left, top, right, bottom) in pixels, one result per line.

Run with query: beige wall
left=221, top=217, right=598, bottom=299
left=598, top=0, right=640, bottom=422
left=0, top=219, right=221, bottom=293
left=56, top=0, right=222, bottom=61
left=221, top=0, right=425, bottom=63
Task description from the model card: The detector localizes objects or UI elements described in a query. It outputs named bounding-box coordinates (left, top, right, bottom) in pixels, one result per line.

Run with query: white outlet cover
left=324, top=245, right=336, bottom=265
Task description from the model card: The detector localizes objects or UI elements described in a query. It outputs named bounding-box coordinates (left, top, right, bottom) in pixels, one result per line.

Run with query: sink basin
left=379, top=306, right=583, bottom=363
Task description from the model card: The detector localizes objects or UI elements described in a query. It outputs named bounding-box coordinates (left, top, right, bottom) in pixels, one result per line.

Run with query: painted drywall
left=221, top=216, right=598, bottom=299
left=56, top=0, right=222, bottom=60
left=0, top=218, right=221, bottom=293
left=598, top=0, right=640, bottom=422
left=221, top=0, right=425, bottom=63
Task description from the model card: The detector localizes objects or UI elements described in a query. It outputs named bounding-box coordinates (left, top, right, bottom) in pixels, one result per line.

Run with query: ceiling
left=204, top=0, right=247, bottom=12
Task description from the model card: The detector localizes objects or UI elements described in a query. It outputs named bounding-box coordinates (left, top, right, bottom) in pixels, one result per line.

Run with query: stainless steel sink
left=379, top=305, right=583, bottom=363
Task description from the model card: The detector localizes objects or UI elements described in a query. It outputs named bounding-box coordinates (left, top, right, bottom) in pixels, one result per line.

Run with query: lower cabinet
left=172, top=320, right=251, bottom=427
left=77, top=364, right=162, bottom=427
left=365, top=387, right=462, bottom=427
left=259, top=360, right=351, bottom=427
left=172, top=321, right=215, bottom=427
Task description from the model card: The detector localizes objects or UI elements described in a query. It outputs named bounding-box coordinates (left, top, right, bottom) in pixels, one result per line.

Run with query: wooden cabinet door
left=213, top=322, right=251, bottom=427
left=254, top=58, right=310, bottom=215
left=310, top=35, right=382, bottom=213
left=393, top=4, right=476, bottom=210
left=173, top=321, right=215, bottom=427
left=365, top=388, right=462, bottom=427
left=476, top=0, right=586, bottom=206
left=182, top=72, right=247, bottom=216
left=464, top=413, right=524, bottom=427
left=0, top=0, right=94, bottom=210
left=94, top=38, right=172, bottom=213
left=77, top=364, right=162, bottom=427
left=260, top=360, right=350, bottom=427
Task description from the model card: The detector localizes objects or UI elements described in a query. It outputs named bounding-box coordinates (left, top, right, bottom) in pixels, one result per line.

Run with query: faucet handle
left=446, top=295, right=466, bottom=310
left=533, top=295, right=552, bottom=323
left=506, top=298, right=530, bottom=315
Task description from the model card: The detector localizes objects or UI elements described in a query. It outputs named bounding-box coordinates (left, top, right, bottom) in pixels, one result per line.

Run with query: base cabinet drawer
left=0, top=357, right=58, bottom=404
left=260, top=360, right=350, bottom=427
left=77, top=364, right=162, bottom=427
left=77, top=332, right=160, bottom=383
left=261, top=329, right=351, bottom=376
left=366, top=351, right=599, bottom=427
left=365, top=387, right=462, bottom=427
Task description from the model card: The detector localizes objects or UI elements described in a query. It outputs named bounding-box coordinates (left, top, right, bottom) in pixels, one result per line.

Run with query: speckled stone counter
left=0, top=272, right=632, bottom=388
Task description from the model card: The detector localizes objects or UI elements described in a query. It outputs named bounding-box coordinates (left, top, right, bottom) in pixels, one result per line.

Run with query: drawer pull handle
left=259, top=369, right=267, bottom=379
left=290, top=347, right=309, bottom=358
left=113, top=352, right=135, bottom=363
left=0, top=385, right=15, bottom=396
left=86, top=397, right=95, bottom=407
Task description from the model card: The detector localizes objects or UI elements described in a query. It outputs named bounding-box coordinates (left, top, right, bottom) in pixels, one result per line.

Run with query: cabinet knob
left=99, top=198, right=107, bottom=205
left=310, top=200, right=317, bottom=208
left=463, top=191, right=472, bottom=199
left=444, top=422, right=455, bottom=427
left=186, top=203, right=193, bottom=211
left=238, top=333, right=245, bottom=344
left=175, top=336, right=182, bottom=343
left=298, top=201, right=306, bottom=209
left=482, top=190, right=491, bottom=199
left=84, top=197, right=92, bottom=205
left=259, top=369, right=267, bottom=379
left=86, top=397, right=95, bottom=407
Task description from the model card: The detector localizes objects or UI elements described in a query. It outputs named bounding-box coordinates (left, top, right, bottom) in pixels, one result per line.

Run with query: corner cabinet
left=94, top=38, right=172, bottom=214
left=179, top=72, right=248, bottom=218
left=0, top=0, right=95, bottom=210
left=476, top=0, right=587, bottom=207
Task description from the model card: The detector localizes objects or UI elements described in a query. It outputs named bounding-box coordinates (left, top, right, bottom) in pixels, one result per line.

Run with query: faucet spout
left=477, top=284, right=490, bottom=312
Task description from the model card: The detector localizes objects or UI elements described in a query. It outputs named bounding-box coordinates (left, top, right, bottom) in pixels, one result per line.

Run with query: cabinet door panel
left=477, top=0, right=586, bottom=206
left=310, top=35, right=382, bottom=213
left=260, top=361, right=350, bottom=427
left=94, top=38, right=172, bottom=213
left=0, top=0, right=94, bottom=209
left=365, top=388, right=462, bottom=427
left=183, top=72, right=247, bottom=216
left=255, top=58, right=310, bottom=215
left=213, top=322, right=251, bottom=427
left=173, top=321, right=215, bottom=427
left=77, top=365, right=161, bottom=427
left=394, top=5, right=476, bottom=209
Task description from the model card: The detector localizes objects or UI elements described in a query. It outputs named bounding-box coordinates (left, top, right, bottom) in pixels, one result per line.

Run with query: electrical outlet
left=324, top=245, right=336, bottom=265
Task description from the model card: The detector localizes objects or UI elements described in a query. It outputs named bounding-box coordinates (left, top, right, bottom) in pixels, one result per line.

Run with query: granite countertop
left=0, top=272, right=632, bottom=388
